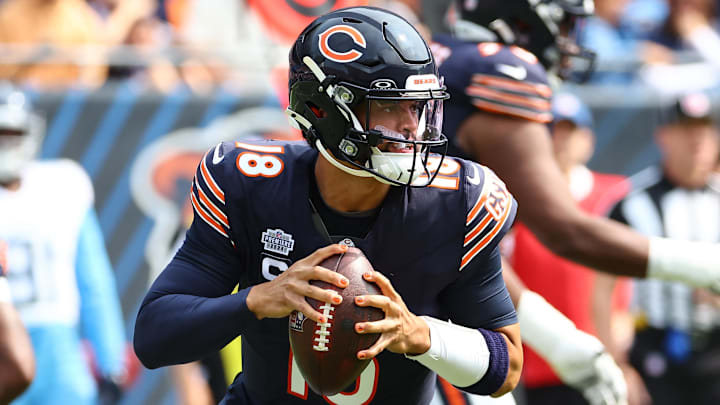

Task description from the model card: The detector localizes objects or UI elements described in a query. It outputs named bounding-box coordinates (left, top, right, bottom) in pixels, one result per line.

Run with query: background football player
left=0, top=83, right=128, bottom=405
left=428, top=0, right=696, bottom=403
left=0, top=240, right=35, bottom=403
left=135, top=7, right=523, bottom=404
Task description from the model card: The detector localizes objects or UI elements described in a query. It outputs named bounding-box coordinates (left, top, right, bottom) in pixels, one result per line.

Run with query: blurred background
left=1, top=0, right=720, bottom=404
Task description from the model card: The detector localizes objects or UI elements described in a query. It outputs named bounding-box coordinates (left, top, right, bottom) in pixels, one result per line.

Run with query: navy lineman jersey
left=134, top=140, right=518, bottom=405
left=432, top=34, right=553, bottom=158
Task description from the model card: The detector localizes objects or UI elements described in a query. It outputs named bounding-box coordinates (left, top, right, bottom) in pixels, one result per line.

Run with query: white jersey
left=0, top=159, right=93, bottom=327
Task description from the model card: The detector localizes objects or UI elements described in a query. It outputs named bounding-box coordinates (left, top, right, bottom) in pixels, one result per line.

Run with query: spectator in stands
left=644, top=0, right=720, bottom=66
left=598, top=91, right=720, bottom=405
left=503, top=92, right=632, bottom=405
left=0, top=0, right=108, bottom=88
left=579, top=0, right=654, bottom=83
left=87, top=0, right=156, bottom=45
left=107, top=15, right=182, bottom=92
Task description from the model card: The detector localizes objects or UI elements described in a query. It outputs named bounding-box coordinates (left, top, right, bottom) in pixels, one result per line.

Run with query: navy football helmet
left=455, top=0, right=596, bottom=81
left=286, top=6, right=449, bottom=187
left=0, top=83, right=44, bottom=182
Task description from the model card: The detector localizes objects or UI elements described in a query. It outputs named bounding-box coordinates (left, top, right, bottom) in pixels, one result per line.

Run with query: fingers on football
left=356, top=334, right=391, bottom=360
left=294, top=283, right=342, bottom=307
left=354, top=294, right=392, bottom=312
left=363, top=271, right=400, bottom=300
left=354, top=318, right=395, bottom=335
left=309, top=265, right=348, bottom=289
left=294, top=300, right=327, bottom=324
left=306, top=243, right=347, bottom=265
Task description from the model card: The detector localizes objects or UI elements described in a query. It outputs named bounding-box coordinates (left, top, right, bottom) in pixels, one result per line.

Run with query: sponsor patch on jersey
left=289, top=311, right=307, bottom=332
left=261, top=228, right=295, bottom=255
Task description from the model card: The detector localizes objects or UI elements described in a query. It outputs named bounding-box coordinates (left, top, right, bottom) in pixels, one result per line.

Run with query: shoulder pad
left=468, top=44, right=552, bottom=123
left=438, top=39, right=553, bottom=123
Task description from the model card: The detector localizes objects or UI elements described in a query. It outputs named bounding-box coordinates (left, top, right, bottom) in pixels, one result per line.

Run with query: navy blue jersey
left=432, top=34, right=553, bottom=157
left=135, top=140, right=518, bottom=405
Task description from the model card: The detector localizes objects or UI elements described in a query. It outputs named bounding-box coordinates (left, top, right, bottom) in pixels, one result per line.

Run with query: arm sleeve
left=446, top=164, right=517, bottom=329
left=133, top=144, right=261, bottom=369
left=76, top=209, right=126, bottom=377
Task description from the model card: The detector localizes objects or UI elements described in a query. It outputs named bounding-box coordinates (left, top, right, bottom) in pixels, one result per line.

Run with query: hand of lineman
left=548, top=331, right=628, bottom=405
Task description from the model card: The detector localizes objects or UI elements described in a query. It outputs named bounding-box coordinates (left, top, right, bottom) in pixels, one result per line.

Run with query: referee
left=609, top=92, right=720, bottom=405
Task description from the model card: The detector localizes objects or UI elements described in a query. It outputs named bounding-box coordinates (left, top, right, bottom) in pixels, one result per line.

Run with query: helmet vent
left=342, top=17, right=362, bottom=24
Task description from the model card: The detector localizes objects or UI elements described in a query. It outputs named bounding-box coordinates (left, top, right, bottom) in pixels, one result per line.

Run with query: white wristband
left=647, top=236, right=720, bottom=292
left=405, top=316, right=489, bottom=387
left=0, top=277, right=11, bottom=303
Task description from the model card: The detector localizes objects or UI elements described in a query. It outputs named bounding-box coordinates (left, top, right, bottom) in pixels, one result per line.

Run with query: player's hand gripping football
left=352, top=270, right=430, bottom=360
left=549, top=331, right=628, bottom=405
left=246, top=244, right=349, bottom=323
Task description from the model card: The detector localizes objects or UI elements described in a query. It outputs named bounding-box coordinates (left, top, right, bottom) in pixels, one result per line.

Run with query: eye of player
left=371, top=99, right=425, bottom=118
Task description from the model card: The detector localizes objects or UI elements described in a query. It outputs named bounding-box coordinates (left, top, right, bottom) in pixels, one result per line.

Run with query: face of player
left=353, top=99, right=423, bottom=153
left=551, top=120, right=595, bottom=171
left=657, top=120, right=720, bottom=187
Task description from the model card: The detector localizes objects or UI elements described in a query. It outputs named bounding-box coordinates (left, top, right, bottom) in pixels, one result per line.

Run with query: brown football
left=288, top=247, right=384, bottom=396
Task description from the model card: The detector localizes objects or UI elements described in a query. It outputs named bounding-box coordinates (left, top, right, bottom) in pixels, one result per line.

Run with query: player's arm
left=456, top=112, right=720, bottom=290
left=134, top=145, right=348, bottom=368
left=0, top=275, right=35, bottom=403
left=357, top=177, right=523, bottom=396
left=503, top=257, right=628, bottom=405
left=76, top=209, right=127, bottom=382
left=356, top=265, right=522, bottom=397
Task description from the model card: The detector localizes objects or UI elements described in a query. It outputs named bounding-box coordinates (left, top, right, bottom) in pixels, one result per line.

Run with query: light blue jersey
left=0, top=160, right=125, bottom=405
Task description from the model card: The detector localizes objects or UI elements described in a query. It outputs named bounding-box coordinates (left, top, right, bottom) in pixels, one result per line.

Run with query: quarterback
left=135, top=7, right=523, bottom=404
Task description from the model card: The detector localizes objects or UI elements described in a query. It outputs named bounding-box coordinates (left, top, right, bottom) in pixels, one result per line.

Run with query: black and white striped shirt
left=610, top=167, right=720, bottom=332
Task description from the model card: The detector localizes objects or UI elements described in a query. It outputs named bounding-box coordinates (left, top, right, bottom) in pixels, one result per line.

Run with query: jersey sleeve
left=461, top=164, right=517, bottom=272
left=440, top=163, right=518, bottom=330
left=134, top=143, right=260, bottom=369
left=76, top=208, right=126, bottom=377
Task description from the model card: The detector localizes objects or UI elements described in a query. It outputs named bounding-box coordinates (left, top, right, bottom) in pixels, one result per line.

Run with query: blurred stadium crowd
left=1, top=0, right=720, bottom=405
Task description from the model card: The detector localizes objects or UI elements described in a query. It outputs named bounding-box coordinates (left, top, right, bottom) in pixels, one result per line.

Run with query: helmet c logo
left=318, top=25, right=366, bottom=63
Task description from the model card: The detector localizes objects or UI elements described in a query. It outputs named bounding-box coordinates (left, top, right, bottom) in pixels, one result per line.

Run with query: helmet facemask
left=287, top=56, right=449, bottom=187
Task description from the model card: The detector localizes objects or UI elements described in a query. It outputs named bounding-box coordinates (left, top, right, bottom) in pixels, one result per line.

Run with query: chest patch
left=261, top=228, right=295, bottom=255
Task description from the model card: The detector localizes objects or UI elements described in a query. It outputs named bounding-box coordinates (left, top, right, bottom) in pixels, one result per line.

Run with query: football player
left=135, top=7, right=523, bottom=404
left=0, top=240, right=35, bottom=403
left=0, top=84, right=127, bottom=405
left=430, top=0, right=716, bottom=404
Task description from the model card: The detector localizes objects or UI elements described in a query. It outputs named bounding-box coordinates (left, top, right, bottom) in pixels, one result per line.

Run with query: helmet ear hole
left=308, top=102, right=327, bottom=119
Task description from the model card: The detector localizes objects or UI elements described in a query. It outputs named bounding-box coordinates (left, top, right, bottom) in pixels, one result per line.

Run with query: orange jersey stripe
left=200, top=154, right=225, bottom=204
left=466, top=193, right=488, bottom=225
left=194, top=181, right=228, bottom=227
left=466, top=85, right=551, bottom=111
left=464, top=213, right=493, bottom=246
left=472, top=74, right=552, bottom=98
left=460, top=198, right=513, bottom=270
left=191, top=190, right=228, bottom=238
left=471, top=99, right=553, bottom=123
left=438, top=377, right=468, bottom=405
